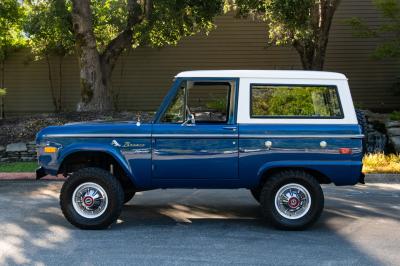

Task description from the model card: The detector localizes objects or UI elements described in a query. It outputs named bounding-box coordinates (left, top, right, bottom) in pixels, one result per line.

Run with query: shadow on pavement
left=0, top=181, right=398, bottom=265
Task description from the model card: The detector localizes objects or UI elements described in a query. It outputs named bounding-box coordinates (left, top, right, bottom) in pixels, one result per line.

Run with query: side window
left=161, top=80, right=234, bottom=124
left=250, top=84, right=343, bottom=118
left=162, top=83, right=185, bottom=123
left=187, top=81, right=231, bottom=123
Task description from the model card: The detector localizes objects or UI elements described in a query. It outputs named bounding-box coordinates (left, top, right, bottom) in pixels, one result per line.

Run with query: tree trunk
left=292, top=0, right=340, bottom=71
left=0, top=60, right=5, bottom=119
left=70, top=0, right=150, bottom=112
left=71, top=0, right=112, bottom=112
left=58, top=56, right=63, bottom=111
left=46, top=55, right=59, bottom=111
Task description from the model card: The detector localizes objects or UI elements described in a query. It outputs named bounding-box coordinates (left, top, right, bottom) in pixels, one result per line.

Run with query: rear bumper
left=36, top=167, right=47, bottom=180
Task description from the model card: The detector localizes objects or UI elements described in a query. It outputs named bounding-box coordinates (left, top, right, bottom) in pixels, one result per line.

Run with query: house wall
left=1, top=0, right=399, bottom=114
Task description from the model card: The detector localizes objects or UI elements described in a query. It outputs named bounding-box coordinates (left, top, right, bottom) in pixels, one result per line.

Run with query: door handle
left=223, top=126, right=237, bottom=131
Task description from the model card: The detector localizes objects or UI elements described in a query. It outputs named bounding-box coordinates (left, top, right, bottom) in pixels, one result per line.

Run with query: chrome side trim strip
left=239, top=134, right=365, bottom=139
left=44, top=133, right=364, bottom=139
left=44, top=134, right=151, bottom=138
left=152, top=134, right=238, bottom=138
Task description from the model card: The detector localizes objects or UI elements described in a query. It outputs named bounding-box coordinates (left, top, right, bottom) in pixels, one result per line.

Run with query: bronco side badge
left=111, top=140, right=121, bottom=147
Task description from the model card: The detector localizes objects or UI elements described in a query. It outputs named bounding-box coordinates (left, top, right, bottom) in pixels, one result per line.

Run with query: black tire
left=123, top=190, right=136, bottom=204
left=250, top=187, right=261, bottom=203
left=356, top=109, right=368, bottom=154
left=60, top=167, right=124, bottom=230
left=260, top=170, right=324, bottom=230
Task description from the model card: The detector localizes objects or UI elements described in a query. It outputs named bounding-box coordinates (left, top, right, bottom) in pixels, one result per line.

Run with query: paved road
left=0, top=181, right=399, bottom=266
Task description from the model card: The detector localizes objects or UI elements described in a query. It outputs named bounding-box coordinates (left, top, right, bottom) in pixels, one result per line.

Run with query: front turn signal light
left=44, top=146, right=58, bottom=153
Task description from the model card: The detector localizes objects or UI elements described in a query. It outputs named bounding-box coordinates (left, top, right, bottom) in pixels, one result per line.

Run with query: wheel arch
left=58, top=149, right=136, bottom=190
left=257, top=164, right=331, bottom=188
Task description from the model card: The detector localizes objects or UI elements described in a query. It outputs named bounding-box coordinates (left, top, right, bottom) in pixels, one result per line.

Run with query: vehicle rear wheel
left=260, top=170, right=324, bottom=230
left=123, top=190, right=136, bottom=204
left=60, top=167, right=124, bottom=230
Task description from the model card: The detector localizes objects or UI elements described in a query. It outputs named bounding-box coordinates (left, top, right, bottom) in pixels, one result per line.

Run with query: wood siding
left=1, top=0, right=399, bottom=114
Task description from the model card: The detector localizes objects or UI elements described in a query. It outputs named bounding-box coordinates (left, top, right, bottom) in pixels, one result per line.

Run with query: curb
left=0, top=172, right=399, bottom=183
left=364, top=174, right=400, bottom=184
left=0, top=172, right=65, bottom=181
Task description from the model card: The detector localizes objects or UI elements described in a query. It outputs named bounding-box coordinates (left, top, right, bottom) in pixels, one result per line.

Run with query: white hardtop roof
left=176, top=70, right=347, bottom=80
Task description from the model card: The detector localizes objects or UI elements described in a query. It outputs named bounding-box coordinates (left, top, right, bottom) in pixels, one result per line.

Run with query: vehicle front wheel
left=60, top=167, right=124, bottom=230
left=260, top=170, right=324, bottom=230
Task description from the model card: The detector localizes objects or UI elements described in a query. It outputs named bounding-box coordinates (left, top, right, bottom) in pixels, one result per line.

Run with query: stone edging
left=365, top=174, right=400, bottom=183
left=0, top=172, right=65, bottom=180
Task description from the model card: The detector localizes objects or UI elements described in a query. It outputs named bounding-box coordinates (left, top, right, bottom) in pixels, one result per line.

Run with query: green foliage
left=347, top=0, right=400, bottom=59
left=147, top=1, right=222, bottom=47
left=24, top=0, right=74, bottom=58
left=206, top=97, right=227, bottom=112
left=0, top=0, right=25, bottom=62
left=91, top=0, right=130, bottom=50
left=24, top=0, right=223, bottom=53
left=390, top=111, right=400, bottom=121
left=251, top=86, right=341, bottom=117
left=235, top=0, right=317, bottom=46
left=0, top=88, right=6, bottom=97
left=233, top=0, right=340, bottom=69
left=163, top=86, right=185, bottom=123
left=363, top=153, right=400, bottom=173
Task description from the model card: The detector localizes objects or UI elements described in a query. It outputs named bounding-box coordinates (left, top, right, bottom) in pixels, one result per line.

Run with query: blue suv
left=36, top=70, right=366, bottom=230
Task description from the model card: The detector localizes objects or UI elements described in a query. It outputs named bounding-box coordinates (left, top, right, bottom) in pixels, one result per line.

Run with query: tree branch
left=100, top=0, right=153, bottom=70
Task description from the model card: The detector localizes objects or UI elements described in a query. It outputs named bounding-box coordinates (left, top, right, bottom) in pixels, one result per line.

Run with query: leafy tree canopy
left=25, top=0, right=223, bottom=54
left=235, top=0, right=316, bottom=46
left=232, top=0, right=341, bottom=70
left=0, top=0, right=25, bottom=62
left=24, top=0, right=75, bottom=59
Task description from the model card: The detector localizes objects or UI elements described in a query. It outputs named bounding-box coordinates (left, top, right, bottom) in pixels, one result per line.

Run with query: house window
left=250, top=84, right=343, bottom=119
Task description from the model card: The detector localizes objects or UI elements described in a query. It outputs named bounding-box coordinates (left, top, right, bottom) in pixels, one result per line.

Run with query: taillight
left=339, top=148, right=352, bottom=154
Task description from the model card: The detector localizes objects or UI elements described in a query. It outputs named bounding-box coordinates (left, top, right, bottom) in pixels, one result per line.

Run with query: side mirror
left=182, top=114, right=195, bottom=126
left=189, top=114, right=195, bottom=124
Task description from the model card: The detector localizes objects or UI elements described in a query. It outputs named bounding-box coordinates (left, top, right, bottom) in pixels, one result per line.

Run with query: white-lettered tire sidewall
left=60, top=168, right=124, bottom=230
left=261, top=171, right=324, bottom=230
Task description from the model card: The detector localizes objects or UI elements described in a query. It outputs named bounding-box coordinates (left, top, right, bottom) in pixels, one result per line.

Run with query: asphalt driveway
left=0, top=181, right=399, bottom=265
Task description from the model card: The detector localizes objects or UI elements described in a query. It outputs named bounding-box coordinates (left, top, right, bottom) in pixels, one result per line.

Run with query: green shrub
left=390, top=111, right=400, bottom=121
left=363, top=153, right=400, bottom=173
left=0, top=88, right=6, bottom=97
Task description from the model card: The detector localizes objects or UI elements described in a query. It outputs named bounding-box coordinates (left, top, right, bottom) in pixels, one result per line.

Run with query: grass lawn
left=0, top=154, right=399, bottom=174
left=0, top=162, right=38, bottom=172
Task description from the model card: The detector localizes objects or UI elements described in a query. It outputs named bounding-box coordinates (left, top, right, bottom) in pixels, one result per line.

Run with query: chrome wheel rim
left=274, top=183, right=311, bottom=220
left=72, top=182, right=108, bottom=219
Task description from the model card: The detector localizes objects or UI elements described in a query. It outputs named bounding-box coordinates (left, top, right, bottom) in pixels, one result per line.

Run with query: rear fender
left=257, top=160, right=363, bottom=186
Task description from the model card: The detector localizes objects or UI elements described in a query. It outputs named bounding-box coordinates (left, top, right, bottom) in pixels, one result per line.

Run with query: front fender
left=57, top=143, right=134, bottom=180
left=257, top=160, right=363, bottom=186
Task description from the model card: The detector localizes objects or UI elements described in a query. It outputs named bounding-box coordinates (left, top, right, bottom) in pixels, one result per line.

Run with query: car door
left=151, top=79, right=239, bottom=185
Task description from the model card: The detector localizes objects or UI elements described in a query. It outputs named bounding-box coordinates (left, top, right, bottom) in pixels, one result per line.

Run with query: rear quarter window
left=250, top=84, right=343, bottom=119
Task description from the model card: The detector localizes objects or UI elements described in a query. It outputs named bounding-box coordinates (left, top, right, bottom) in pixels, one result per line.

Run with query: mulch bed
left=0, top=111, right=154, bottom=146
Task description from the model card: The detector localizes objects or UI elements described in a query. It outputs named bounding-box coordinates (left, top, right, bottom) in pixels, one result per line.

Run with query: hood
left=36, top=121, right=152, bottom=143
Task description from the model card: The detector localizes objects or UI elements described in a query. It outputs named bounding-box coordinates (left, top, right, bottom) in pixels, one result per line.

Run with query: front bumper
left=36, top=167, right=47, bottom=180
